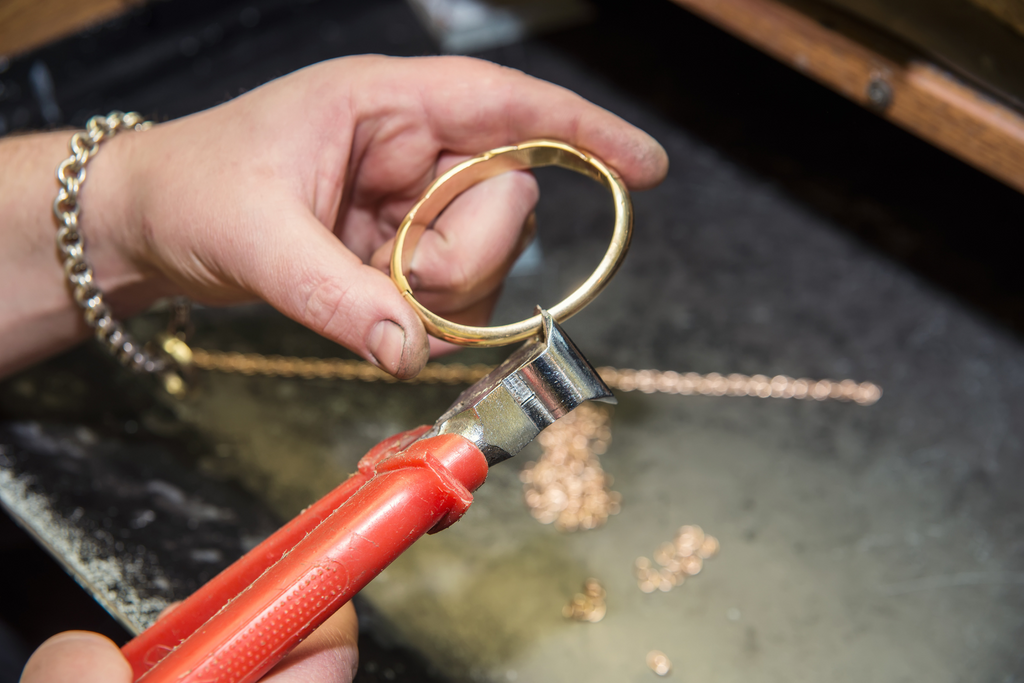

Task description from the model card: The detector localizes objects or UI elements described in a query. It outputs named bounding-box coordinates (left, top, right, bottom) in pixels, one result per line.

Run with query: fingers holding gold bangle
left=390, top=139, right=632, bottom=348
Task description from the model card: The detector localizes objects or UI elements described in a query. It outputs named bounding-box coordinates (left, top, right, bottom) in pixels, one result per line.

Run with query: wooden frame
left=0, top=0, right=133, bottom=59
left=669, top=0, right=1024, bottom=194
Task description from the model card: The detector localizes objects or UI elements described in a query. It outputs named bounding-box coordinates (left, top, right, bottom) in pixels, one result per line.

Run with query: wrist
left=75, top=123, right=176, bottom=316
left=0, top=117, right=177, bottom=379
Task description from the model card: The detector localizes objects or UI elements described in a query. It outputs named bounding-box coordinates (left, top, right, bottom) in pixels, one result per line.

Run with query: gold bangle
left=389, top=139, right=633, bottom=348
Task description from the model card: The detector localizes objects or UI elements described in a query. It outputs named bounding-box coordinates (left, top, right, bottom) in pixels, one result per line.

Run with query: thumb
left=20, top=631, right=132, bottom=683
left=237, top=207, right=429, bottom=379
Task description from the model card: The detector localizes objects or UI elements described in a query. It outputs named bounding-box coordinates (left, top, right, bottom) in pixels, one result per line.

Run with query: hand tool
left=123, top=139, right=630, bottom=681
left=122, top=309, right=616, bottom=683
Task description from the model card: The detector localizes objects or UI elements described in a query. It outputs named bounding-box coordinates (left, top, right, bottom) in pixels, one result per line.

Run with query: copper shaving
left=520, top=403, right=621, bottom=532
left=635, top=525, right=720, bottom=593
left=646, top=650, right=672, bottom=676
left=562, top=577, right=607, bottom=623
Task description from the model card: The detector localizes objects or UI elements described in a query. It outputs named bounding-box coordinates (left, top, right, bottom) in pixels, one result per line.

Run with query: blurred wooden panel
left=669, top=0, right=1024, bottom=194
left=816, top=0, right=1024, bottom=110
left=0, top=0, right=134, bottom=58
left=968, top=0, right=1024, bottom=37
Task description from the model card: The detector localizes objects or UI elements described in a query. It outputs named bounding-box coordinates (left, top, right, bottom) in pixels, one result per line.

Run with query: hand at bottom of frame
left=19, top=601, right=358, bottom=683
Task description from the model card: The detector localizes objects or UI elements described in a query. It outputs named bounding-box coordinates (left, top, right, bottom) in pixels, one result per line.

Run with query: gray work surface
left=2, top=1, right=1023, bottom=681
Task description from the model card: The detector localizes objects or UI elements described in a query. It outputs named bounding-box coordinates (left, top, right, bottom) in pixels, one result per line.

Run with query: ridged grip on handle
left=136, top=434, right=487, bottom=683
left=122, top=426, right=430, bottom=679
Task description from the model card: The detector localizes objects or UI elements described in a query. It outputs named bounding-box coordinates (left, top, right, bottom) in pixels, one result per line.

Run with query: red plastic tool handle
left=133, top=432, right=487, bottom=683
left=122, top=425, right=431, bottom=679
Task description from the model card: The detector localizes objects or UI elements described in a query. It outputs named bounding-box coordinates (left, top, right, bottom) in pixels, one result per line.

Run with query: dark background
left=2, top=0, right=1022, bottom=679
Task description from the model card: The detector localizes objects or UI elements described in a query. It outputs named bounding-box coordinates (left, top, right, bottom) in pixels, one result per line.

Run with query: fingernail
left=367, top=320, right=407, bottom=376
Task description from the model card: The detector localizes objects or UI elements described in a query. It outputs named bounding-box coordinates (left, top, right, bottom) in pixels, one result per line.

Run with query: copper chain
left=188, top=348, right=882, bottom=405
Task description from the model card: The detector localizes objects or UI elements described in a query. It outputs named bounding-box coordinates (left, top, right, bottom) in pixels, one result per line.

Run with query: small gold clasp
left=154, top=332, right=193, bottom=397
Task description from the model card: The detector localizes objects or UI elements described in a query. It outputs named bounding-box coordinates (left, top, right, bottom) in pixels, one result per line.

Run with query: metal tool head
left=426, top=309, right=616, bottom=466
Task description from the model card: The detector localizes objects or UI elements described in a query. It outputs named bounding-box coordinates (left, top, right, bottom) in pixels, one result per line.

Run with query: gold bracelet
left=389, top=139, right=632, bottom=347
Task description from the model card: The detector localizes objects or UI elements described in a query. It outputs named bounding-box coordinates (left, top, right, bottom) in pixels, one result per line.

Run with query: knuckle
left=418, top=253, right=473, bottom=297
left=302, top=276, right=357, bottom=339
left=510, top=169, right=540, bottom=209
left=445, top=261, right=475, bottom=296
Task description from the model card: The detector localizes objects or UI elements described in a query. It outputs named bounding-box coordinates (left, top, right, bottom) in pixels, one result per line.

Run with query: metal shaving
left=635, top=525, right=720, bottom=593
left=562, top=577, right=607, bottom=623
left=520, top=403, right=621, bottom=532
left=646, top=650, right=672, bottom=676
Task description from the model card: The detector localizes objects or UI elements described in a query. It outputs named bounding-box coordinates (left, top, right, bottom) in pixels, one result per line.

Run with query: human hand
left=19, top=601, right=358, bottom=682
left=86, top=55, right=668, bottom=377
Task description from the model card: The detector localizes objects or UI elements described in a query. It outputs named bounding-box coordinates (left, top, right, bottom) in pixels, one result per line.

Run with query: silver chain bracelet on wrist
left=53, top=110, right=191, bottom=396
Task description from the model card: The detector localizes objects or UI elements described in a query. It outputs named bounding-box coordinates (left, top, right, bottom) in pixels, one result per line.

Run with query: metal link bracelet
left=53, top=111, right=189, bottom=395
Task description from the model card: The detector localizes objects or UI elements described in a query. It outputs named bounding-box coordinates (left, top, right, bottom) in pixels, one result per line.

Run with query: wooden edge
left=669, top=0, right=1024, bottom=194
left=0, top=0, right=134, bottom=58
